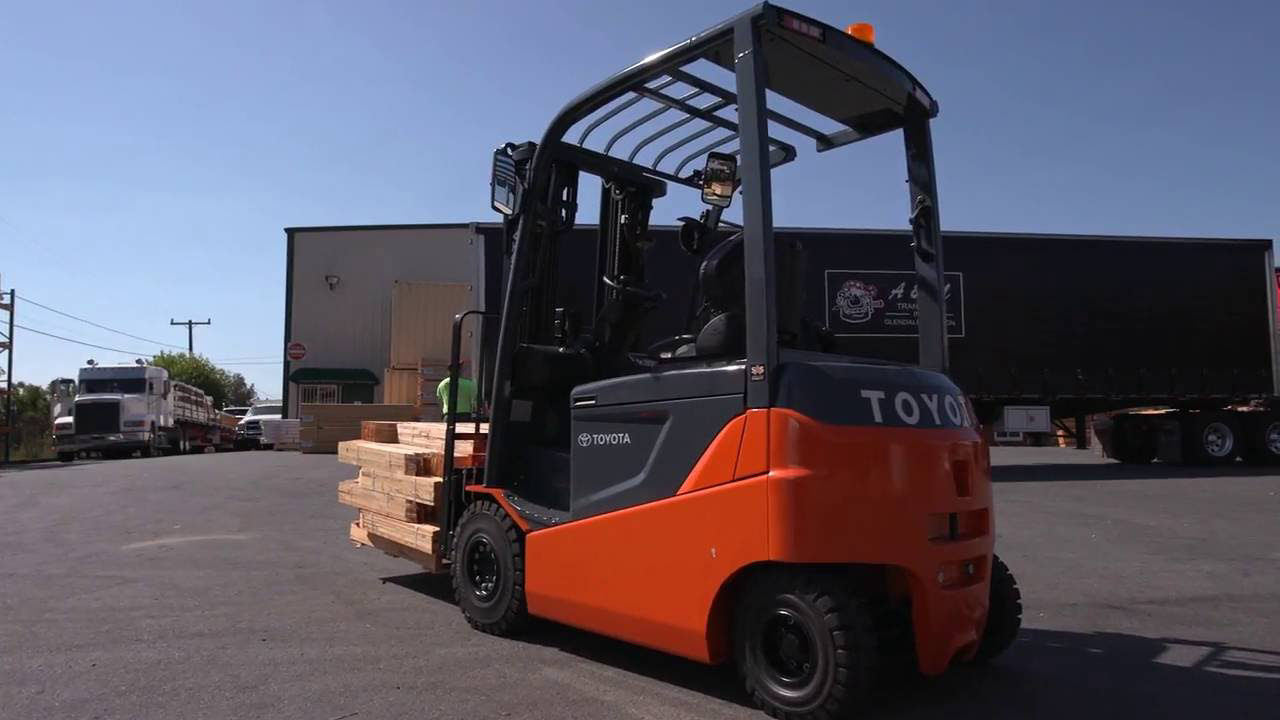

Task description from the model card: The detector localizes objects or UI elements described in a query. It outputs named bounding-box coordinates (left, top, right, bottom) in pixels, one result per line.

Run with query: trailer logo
left=832, top=280, right=885, bottom=323
left=578, top=432, right=633, bottom=447
left=825, top=270, right=966, bottom=338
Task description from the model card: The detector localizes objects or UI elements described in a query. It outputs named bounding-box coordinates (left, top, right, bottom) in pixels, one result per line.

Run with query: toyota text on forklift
left=440, top=4, right=1022, bottom=717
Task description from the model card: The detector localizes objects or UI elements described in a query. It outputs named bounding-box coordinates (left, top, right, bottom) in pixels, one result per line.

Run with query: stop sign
left=286, top=341, right=307, bottom=361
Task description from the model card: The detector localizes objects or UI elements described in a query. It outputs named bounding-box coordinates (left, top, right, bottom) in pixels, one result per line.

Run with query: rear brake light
left=780, top=14, right=825, bottom=41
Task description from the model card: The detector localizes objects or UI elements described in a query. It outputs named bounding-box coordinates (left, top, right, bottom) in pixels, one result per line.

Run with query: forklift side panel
left=569, top=366, right=745, bottom=519
left=525, top=473, right=770, bottom=663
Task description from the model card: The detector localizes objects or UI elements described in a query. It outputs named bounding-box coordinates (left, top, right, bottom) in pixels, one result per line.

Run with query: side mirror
left=491, top=147, right=521, bottom=216
left=700, top=152, right=737, bottom=208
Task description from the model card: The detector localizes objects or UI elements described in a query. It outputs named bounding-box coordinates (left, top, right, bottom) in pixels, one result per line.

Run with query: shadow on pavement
left=0, top=458, right=106, bottom=473
left=993, top=462, right=1279, bottom=482
left=382, top=573, right=1280, bottom=717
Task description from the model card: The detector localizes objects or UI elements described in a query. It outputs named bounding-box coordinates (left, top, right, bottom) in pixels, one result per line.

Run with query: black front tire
left=735, top=571, right=877, bottom=719
left=57, top=452, right=75, bottom=463
left=451, top=500, right=528, bottom=636
left=973, top=555, right=1022, bottom=662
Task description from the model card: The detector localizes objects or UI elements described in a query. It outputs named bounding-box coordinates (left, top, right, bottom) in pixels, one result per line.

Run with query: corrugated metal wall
left=285, top=225, right=485, bottom=418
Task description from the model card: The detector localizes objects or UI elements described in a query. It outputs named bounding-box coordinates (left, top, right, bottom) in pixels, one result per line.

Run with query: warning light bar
left=846, top=23, right=875, bottom=45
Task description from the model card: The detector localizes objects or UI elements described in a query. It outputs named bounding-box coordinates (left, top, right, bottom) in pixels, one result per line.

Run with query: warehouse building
left=281, top=223, right=503, bottom=418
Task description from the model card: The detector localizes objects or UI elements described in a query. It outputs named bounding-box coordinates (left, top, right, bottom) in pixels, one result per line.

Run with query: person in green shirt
left=436, top=359, right=478, bottom=420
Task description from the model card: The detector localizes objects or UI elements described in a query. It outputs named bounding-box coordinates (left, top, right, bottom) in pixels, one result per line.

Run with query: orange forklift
left=439, top=4, right=1021, bottom=716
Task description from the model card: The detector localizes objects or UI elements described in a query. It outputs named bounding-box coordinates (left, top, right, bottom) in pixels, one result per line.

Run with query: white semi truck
left=58, top=362, right=238, bottom=461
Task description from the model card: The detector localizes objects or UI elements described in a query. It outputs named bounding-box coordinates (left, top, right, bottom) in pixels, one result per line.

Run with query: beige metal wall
left=285, top=225, right=485, bottom=418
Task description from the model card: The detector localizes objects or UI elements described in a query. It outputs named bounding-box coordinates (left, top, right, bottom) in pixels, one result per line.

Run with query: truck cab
left=73, top=363, right=172, bottom=458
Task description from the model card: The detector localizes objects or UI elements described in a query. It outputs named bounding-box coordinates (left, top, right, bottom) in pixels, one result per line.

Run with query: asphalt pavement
left=1, top=447, right=1277, bottom=719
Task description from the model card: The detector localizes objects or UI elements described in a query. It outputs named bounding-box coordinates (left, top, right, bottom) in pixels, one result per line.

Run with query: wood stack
left=337, top=421, right=487, bottom=572
left=299, top=403, right=418, bottom=454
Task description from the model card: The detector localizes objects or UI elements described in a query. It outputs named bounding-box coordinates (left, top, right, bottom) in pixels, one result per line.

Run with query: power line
left=16, top=323, right=156, bottom=356
left=210, top=355, right=279, bottom=362
left=18, top=293, right=186, bottom=350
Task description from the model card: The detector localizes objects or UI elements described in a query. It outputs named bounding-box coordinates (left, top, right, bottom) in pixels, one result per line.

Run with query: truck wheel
left=1241, top=414, right=1280, bottom=465
left=735, top=571, right=876, bottom=720
left=1184, top=413, right=1240, bottom=465
left=451, top=500, right=528, bottom=636
left=58, top=452, right=75, bottom=463
left=972, top=555, right=1022, bottom=662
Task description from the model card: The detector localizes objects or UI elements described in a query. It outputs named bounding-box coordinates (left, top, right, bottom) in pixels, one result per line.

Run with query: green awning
left=288, top=367, right=380, bottom=385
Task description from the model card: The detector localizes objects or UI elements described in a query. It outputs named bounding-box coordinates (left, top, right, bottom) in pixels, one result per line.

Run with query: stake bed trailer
left=58, top=364, right=238, bottom=461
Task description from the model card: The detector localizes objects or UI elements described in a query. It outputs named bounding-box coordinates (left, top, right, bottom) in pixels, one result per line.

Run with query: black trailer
left=471, top=223, right=1278, bottom=464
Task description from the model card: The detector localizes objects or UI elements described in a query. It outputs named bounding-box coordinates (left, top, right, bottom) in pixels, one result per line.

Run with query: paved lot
left=1, top=447, right=1277, bottom=719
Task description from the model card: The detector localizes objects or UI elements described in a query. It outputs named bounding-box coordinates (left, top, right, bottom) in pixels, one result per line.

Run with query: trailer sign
left=825, top=270, right=965, bottom=338
left=286, top=341, right=307, bottom=361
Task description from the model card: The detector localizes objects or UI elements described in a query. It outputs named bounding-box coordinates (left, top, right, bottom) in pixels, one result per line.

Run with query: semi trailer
left=440, top=222, right=1277, bottom=465
left=59, top=362, right=237, bottom=461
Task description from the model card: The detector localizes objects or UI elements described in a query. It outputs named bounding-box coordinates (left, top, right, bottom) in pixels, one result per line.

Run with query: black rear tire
left=1241, top=414, right=1280, bottom=465
left=451, top=500, right=528, bottom=636
left=1183, top=413, right=1240, bottom=465
left=973, top=555, right=1022, bottom=662
left=735, top=570, right=876, bottom=719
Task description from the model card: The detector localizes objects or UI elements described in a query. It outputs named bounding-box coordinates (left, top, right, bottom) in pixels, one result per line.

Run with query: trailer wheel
left=451, top=500, right=527, bottom=636
left=735, top=570, right=876, bottom=720
left=1184, top=413, right=1240, bottom=465
left=1241, top=415, right=1280, bottom=464
left=972, top=555, right=1022, bottom=662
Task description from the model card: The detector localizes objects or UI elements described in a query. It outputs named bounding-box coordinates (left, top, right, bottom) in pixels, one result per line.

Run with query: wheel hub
left=760, top=609, right=816, bottom=686
left=1202, top=421, right=1234, bottom=458
left=1265, top=422, right=1280, bottom=456
left=465, top=535, right=500, bottom=602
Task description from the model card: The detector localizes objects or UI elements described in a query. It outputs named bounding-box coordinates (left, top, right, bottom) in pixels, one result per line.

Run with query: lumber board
left=357, top=468, right=442, bottom=505
left=300, top=403, right=417, bottom=429
left=361, top=421, right=400, bottom=443
left=337, top=440, right=428, bottom=475
left=349, top=520, right=442, bottom=572
left=338, top=479, right=421, bottom=522
left=360, top=511, right=440, bottom=556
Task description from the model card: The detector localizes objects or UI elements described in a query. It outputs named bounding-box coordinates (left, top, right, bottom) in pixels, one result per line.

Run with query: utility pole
left=170, top=318, right=211, bottom=355
left=1, top=283, right=14, bottom=463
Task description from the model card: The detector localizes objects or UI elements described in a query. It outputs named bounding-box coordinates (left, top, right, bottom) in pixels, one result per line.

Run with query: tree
left=6, top=382, right=52, bottom=459
left=225, top=372, right=257, bottom=407
left=151, top=352, right=257, bottom=409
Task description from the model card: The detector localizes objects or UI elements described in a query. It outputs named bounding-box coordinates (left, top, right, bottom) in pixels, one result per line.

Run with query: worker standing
left=436, top=358, right=477, bottom=421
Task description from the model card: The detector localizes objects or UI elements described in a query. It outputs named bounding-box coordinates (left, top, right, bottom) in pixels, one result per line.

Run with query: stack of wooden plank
left=299, top=403, right=418, bottom=454
left=338, top=421, right=487, bottom=572
left=262, top=419, right=301, bottom=450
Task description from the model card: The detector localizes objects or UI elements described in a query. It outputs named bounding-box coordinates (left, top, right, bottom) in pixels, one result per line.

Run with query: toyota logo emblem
left=577, top=432, right=592, bottom=447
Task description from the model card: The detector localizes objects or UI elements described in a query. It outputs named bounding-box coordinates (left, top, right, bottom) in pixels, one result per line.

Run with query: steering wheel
left=602, top=274, right=666, bottom=303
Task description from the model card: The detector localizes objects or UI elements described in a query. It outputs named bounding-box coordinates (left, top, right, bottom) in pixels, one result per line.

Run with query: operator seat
left=673, top=231, right=806, bottom=358
left=675, top=232, right=747, bottom=358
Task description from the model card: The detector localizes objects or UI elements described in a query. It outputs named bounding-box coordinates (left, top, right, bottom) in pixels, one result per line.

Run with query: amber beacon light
left=846, top=22, right=875, bottom=45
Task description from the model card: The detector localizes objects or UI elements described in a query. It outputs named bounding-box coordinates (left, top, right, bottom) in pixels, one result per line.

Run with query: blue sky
left=2, top=0, right=1277, bottom=398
